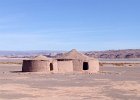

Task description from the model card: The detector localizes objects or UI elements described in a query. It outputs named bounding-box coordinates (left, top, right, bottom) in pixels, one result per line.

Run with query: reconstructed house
left=22, top=55, right=58, bottom=73
left=57, top=49, right=99, bottom=73
left=22, top=49, right=99, bottom=73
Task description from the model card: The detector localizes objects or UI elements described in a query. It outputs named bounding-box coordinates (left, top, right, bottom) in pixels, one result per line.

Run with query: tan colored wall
left=46, top=61, right=51, bottom=72
left=72, top=59, right=99, bottom=73
left=51, top=60, right=58, bottom=73
left=22, top=59, right=99, bottom=73
left=73, top=60, right=83, bottom=71
left=57, top=61, right=73, bottom=73
left=22, top=60, right=48, bottom=72
left=22, top=60, right=59, bottom=73
left=88, top=60, right=99, bottom=73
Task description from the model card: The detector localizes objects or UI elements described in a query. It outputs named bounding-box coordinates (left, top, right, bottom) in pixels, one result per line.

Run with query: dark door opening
left=50, top=63, right=53, bottom=71
left=83, top=62, right=89, bottom=70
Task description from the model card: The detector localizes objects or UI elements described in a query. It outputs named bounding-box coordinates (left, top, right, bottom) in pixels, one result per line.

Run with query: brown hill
left=85, top=49, right=140, bottom=59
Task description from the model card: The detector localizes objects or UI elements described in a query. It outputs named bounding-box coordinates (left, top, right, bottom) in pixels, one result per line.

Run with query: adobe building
left=57, top=49, right=99, bottom=73
left=22, top=55, right=58, bottom=73
left=22, top=49, right=99, bottom=73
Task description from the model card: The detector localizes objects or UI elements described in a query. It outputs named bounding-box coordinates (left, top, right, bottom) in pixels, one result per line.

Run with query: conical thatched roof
left=59, top=49, right=90, bottom=60
left=33, top=55, right=49, bottom=60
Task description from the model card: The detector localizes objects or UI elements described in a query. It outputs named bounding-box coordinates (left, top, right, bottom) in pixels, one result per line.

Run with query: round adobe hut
left=22, top=55, right=58, bottom=73
left=58, top=49, right=99, bottom=73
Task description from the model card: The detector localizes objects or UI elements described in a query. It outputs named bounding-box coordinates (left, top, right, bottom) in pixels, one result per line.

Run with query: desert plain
left=0, top=58, right=140, bottom=100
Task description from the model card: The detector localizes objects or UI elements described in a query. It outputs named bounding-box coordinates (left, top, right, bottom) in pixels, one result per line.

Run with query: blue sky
left=0, top=0, right=140, bottom=51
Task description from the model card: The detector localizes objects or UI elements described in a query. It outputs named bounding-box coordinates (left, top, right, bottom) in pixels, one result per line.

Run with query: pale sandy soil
left=0, top=63, right=140, bottom=100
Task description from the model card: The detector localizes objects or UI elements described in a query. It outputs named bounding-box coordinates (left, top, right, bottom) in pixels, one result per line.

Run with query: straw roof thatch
left=33, top=55, right=49, bottom=60
left=59, top=49, right=90, bottom=60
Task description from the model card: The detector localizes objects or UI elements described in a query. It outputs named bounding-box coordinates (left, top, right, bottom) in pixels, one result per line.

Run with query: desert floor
left=0, top=64, right=140, bottom=100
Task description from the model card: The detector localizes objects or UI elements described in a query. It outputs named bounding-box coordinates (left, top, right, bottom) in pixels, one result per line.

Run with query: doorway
left=83, top=62, right=89, bottom=70
left=50, top=63, right=53, bottom=71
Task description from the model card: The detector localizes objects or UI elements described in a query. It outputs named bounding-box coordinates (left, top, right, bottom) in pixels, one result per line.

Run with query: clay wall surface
left=22, top=60, right=49, bottom=72
left=57, top=61, right=73, bottom=73
left=51, top=60, right=58, bottom=73
left=88, top=60, right=99, bottom=73
left=72, top=60, right=83, bottom=71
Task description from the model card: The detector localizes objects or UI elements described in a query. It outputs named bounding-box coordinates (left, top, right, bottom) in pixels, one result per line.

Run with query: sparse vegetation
left=0, top=62, right=22, bottom=65
left=100, top=62, right=140, bottom=67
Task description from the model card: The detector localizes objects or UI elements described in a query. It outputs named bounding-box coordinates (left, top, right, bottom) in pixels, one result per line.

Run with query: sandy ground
left=0, top=64, right=140, bottom=100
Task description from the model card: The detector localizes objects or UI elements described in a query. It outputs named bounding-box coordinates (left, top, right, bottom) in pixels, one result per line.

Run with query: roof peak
left=59, top=49, right=89, bottom=60
left=70, top=49, right=78, bottom=52
left=33, top=55, right=48, bottom=60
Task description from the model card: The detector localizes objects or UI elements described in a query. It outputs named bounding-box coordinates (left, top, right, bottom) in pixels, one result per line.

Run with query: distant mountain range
left=85, top=49, right=140, bottom=59
left=0, top=50, right=64, bottom=58
left=0, top=49, right=140, bottom=59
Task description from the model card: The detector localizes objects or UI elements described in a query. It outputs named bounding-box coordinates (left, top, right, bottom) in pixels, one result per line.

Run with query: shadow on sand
left=10, top=71, right=23, bottom=73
